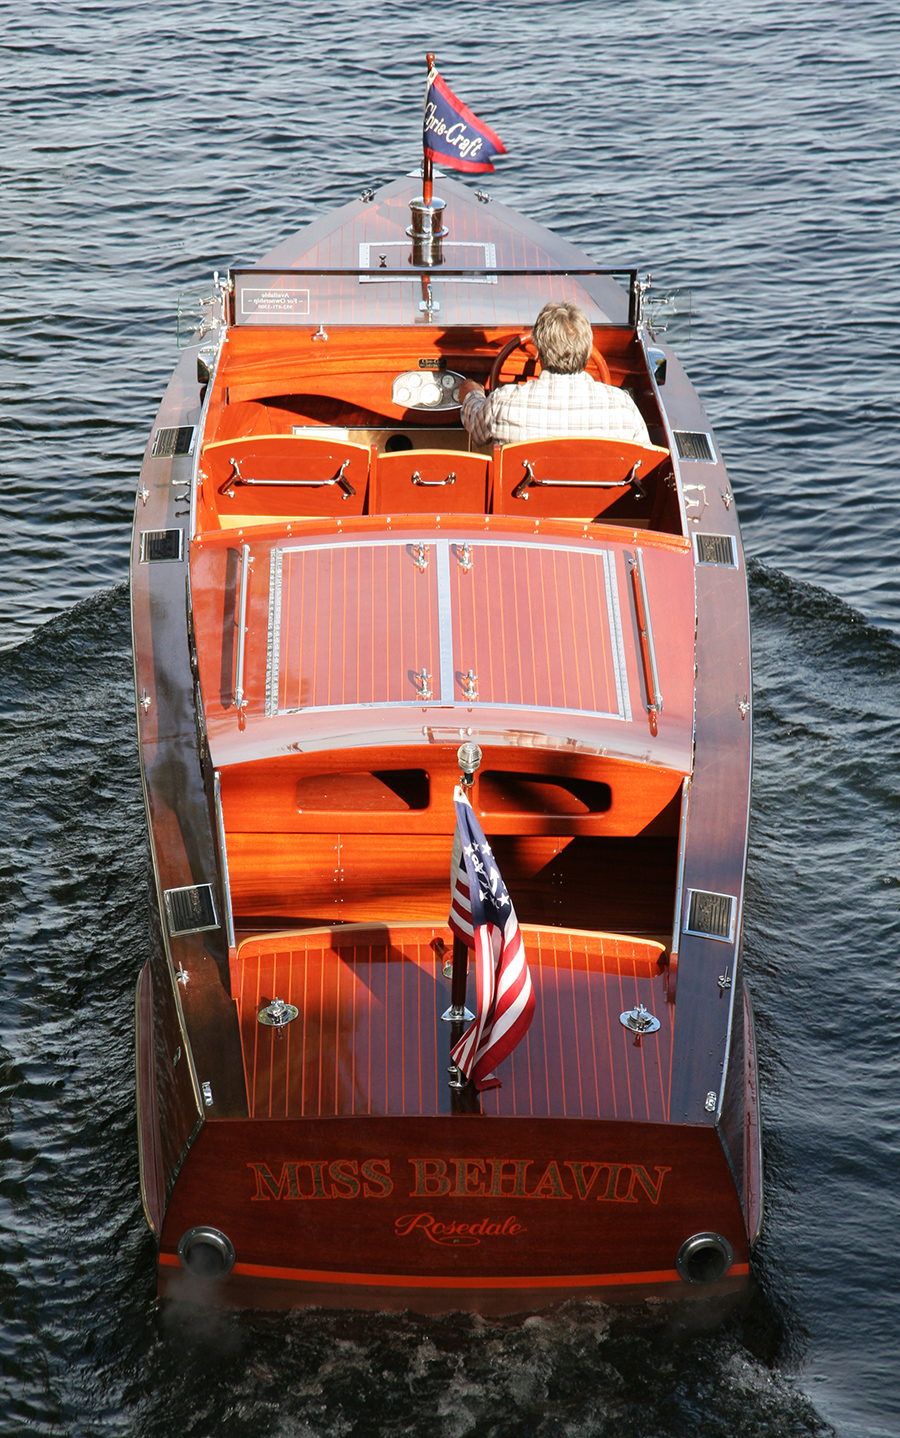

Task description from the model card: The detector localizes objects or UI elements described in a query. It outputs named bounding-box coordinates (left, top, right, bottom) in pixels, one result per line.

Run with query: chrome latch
left=413, top=541, right=430, bottom=572
left=462, top=669, right=478, bottom=702
left=415, top=668, right=433, bottom=701
left=457, top=541, right=473, bottom=572
left=257, top=997, right=298, bottom=1028
left=620, top=1003, right=660, bottom=1035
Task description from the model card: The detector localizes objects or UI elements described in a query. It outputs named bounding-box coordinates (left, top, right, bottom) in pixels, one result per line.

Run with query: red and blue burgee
left=423, top=66, right=507, bottom=175
left=448, top=787, right=534, bottom=1090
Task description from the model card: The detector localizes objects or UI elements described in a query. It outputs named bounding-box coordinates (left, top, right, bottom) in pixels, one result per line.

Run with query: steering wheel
left=487, top=330, right=612, bottom=391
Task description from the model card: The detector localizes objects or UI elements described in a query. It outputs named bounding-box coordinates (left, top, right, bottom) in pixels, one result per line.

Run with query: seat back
left=371, top=449, right=490, bottom=515
left=493, top=436, right=670, bottom=520
left=201, top=435, right=370, bottom=520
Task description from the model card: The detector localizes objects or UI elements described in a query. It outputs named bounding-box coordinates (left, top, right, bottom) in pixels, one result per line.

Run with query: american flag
left=448, top=787, right=535, bottom=1090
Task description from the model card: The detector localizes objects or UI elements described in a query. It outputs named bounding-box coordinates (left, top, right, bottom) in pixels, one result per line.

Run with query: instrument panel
left=391, top=368, right=465, bottom=411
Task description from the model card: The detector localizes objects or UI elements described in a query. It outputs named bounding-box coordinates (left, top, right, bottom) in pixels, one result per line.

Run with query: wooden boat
left=131, top=172, right=761, bottom=1312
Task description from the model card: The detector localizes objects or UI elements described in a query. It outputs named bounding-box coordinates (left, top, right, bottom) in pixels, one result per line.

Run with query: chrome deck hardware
left=457, top=741, right=482, bottom=787
left=631, top=548, right=663, bottom=734
left=413, top=541, right=430, bottom=571
left=461, top=669, right=478, bottom=701
left=704, top=1091, right=717, bottom=1113
left=233, top=543, right=251, bottom=711
left=412, top=469, right=456, bottom=486
left=415, top=668, right=433, bottom=701
left=257, top=997, right=299, bottom=1029
left=418, top=283, right=440, bottom=316
left=226, top=455, right=354, bottom=498
left=620, top=1003, right=660, bottom=1035
left=408, top=196, right=448, bottom=267
left=456, top=542, right=473, bottom=572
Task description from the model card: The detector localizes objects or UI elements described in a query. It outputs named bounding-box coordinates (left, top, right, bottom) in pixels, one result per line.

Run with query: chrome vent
left=140, top=529, right=184, bottom=563
left=673, top=430, right=714, bottom=462
left=152, top=425, right=196, bottom=458
left=685, top=890, right=735, bottom=941
left=694, top=533, right=737, bottom=567
left=164, top=883, right=219, bottom=936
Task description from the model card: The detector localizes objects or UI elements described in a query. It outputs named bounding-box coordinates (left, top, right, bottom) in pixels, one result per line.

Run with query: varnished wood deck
left=237, top=924, right=673, bottom=1123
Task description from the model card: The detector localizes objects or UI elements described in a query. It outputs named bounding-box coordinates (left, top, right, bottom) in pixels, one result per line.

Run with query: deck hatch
left=164, top=883, right=219, bottom=936
left=685, top=889, right=735, bottom=942
left=694, top=533, right=737, bottom=567
left=140, top=529, right=184, bottom=563
left=673, top=431, right=715, bottom=462
left=268, top=538, right=630, bottom=722
left=151, top=425, right=196, bottom=459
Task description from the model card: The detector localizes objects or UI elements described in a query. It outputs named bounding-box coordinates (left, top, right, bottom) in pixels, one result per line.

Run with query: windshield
left=230, top=266, right=637, bottom=329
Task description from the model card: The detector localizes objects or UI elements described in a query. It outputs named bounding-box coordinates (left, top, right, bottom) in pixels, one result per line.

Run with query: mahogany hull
left=131, top=174, right=760, bottom=1310
left=156, top=1113, right=749, bottom=1313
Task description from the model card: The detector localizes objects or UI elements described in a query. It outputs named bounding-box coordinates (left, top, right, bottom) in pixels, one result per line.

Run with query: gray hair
left=532, top=302, right=592, bottom=374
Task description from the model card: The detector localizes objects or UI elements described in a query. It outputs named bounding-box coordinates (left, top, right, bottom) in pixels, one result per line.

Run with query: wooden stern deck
left=237, top=924, right=673, bottom=1124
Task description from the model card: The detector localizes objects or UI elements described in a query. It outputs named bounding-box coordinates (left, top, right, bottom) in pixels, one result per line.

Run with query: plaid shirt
left=462, top=370, right=651, bottom=447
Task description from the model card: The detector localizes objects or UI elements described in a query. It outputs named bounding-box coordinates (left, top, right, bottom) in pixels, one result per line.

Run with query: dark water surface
left=2, top=3, right=898, bottom=1434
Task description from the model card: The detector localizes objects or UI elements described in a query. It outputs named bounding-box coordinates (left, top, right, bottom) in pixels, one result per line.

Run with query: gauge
left=420, top=382, right=442, bottom=405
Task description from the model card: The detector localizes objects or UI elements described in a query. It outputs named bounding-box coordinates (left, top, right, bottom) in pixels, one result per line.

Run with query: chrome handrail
left=224, top=456, right=355, bottom=498
left=411, top=470, right=456, bottom=486
left=234, top=543, right=250, bottom=710
left=632, top=547, right=663, bottom=724
left=512, top=460, right=644, bottom=500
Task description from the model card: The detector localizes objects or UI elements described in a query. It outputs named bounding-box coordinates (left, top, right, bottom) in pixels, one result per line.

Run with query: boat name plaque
left=247, top=1157, right=671, bottom=1206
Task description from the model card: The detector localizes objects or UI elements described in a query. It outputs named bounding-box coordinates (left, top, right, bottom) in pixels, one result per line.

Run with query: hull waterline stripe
left=158, top=1252, right=748, bottom=1289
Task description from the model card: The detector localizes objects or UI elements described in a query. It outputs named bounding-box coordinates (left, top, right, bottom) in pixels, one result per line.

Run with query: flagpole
left=423, top=52, right=435, bottom=205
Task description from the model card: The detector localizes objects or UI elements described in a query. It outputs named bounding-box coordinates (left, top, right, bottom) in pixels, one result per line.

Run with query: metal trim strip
left=276, top=698, right=628, bottom=721
left=213, top=771, right=236, bottom=952
left=271, top=538, right=630, bottom=723
left=265, top=547, right=283, bottom=717
left=435, top=540, right=454, bottom=704
left=603, top=548, right=632, bottom=722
